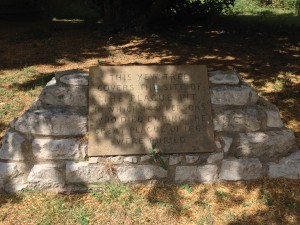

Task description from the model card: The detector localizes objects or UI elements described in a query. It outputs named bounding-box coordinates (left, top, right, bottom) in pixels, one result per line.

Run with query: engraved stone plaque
left=89, top=65, right=215, bottom=156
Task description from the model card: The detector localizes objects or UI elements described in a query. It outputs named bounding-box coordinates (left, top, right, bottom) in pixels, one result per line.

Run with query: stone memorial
left=0, top=66, right=299, bottom=193
left=89, top=65, right=214, bottom=156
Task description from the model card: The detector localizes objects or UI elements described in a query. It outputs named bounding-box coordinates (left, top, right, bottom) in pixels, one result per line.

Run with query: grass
left=0, top=180, right=300, bottom=224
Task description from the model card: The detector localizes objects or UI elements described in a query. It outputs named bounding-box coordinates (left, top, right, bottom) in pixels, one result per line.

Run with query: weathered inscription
left=89, top=65, right=215, bottom=156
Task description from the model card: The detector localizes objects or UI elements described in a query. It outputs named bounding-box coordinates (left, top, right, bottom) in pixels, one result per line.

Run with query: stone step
left=39, top=78, right=88, bottom=107
left=14, top=109, right=87, bottom=136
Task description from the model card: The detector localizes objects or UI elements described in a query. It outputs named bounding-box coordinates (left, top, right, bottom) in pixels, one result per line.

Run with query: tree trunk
left=297, top=0, right=300, bottom=16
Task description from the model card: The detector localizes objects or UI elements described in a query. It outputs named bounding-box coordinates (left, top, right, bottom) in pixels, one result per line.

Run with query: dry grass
left=0, top=180, right=300, bottom=225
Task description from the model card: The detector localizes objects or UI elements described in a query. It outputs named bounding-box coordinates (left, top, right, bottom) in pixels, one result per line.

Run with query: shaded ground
left=0, top=179, right=300, bottom=224
left=0, top=19, right=299, bottom=146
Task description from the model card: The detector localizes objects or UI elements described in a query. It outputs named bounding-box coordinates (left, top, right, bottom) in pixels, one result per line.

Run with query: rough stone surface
left=211, top=86, right=255, bottom=105
left=107, top=156, right=124, bottom=164
left=175, top=165, right=218, bottom=183
left=32, top=138, right=80, bottom=160
left=219, top=158, right=262, bottom=181
left=186, top=155, right=199, bottom=163
left=222, top=136, right=233, bottom=152
left=208, top=71, right=240, bottom=85
left=140, top=155, right=151, bottom=163
left=117, top=165, right=167, bottom=183
left=169, top=155, right=183, bottom=165
left=66, top=161, right=111, bottom=183
left=14, top=109, right=87, bottom=136
left=28, top=164, right=65, bottom=185
left=88, top=157, right=99, bottom=164
left=0, top=162, right=27, bottom=192
left=215, top=141, right=222, bottom=149
left=213, top=108, right=261, bottom=132
left=268, top=151, right=300, bottom=179
left=0, top=131, right=25, bottom=160
left=207, top=153, right=224, bottom=164
left=124, top=156, right=138, bottom=163
left=265, top=110, right=284, bottom=128
left=39, top=85, right=87, bottom=107
left=60, top=73, right=89, bottom=86
left=237, top=129, right=297, bottom=159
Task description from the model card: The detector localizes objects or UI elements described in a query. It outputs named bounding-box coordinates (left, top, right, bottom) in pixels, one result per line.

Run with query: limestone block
left=169, top=155, right=183, bottom=165
left=207, top=153, right=224, bottom=164
left=32, top=138, right=81, bottom=160
left=66, top=161, right=111, bottom=183
left=219, top=158, right=262, bottom=181
left=14, top=109, right=87, bottom=136
left=117, top=165, right=167, bottom=183
left=186, top=155, right=199, bottom=163
left=265, top=109, right=284, bottom=128
left=222, top=136, right=233, bottom=152
left=140, top=155, right=151, bottom=163
left=28, top=164, right=65, bottom=185
left=211, top=86, right=255, bottom=105
left=124, top=156, right=138, bottom=163
left=88, top=157, right=99, bottom=164
left=175, top=165, right=218, bottom=183
left=0, top=131, right=25, bottom=160
left=0, top=162, right=27, bottom=192
left=60, top=73, right=89, bottom=86
left=237, top=129, right=296, bottom=159
left=208, top=71, right=239, bottom=85
left=39, top=85, right=87, bottom=107
left=268, top=151, right=300, bottom=179
left=107, top=156, right=124, bottom=164
left=213, top=108, right=261, bottom=132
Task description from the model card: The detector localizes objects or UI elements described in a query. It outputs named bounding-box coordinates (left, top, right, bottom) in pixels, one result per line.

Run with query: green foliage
left=149, top=141, right=168, bottom=170
left=180, top=183, right=193, bottom=193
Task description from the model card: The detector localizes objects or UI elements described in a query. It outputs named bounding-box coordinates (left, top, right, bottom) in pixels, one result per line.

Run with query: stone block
left=28, top=164, right=65, bottom=185
left=213, top=108, right=261, bottom=132
left=0, top=162, right=27, bottom=192
left=219, top=158, right=262, bottom=181
left=265, top=109, right=284, bottom=128
left=186, top=155, right=199, bottom=163
left=169, top=155, right=183, bottom=165
left=117, top=165, right=167, bottom=183
left=211, top=86, right=255, bottom=105
left=237, top=129, right=296, bottom=159
left=268, top=151, right=300, bottom=179
left=107, top=156, right=124, bottom=164
left=39, top=85, right=87, bottom=107
left=14, top=109, right=87, bottom=136
left=124, top=156, right=138, bottom=163
left=207, top=153, right=224, bottom=164
left=175, top=165, right=218, bottom=183
left=140, top=155, right=151, bottom=163
left=59, top=73, right=89, bottom=86
left=66, top=161, right=111, bottom=183
left=32, top=138, right=81, bottom=160
left=208, top=71, right=239, bottom=85
left=0, top=131, right=25, bottom=161
left=222, top=136, right=233, bottom=152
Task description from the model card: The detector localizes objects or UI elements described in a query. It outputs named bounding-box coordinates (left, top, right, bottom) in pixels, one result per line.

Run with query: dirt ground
left=0, top=20, right=299, bottom=146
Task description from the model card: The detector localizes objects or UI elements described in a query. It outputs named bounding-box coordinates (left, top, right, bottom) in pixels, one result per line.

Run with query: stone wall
left=0, top=69, right=299, bottom=193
